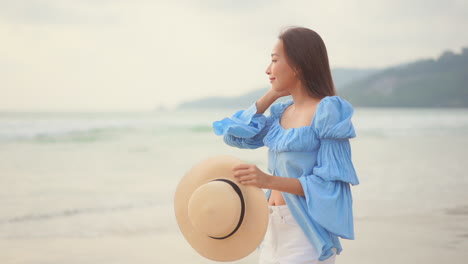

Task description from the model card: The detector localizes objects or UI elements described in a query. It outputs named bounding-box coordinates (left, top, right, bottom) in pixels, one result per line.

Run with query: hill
left=177, top=68, right=377, bottom=109
left=340, top=47, right=468, bottom=107
left=177, top=47, right=468, bottom=108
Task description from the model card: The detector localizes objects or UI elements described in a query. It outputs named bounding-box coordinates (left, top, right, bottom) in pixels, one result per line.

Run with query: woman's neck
left=289, top=84, right=321, bottom=109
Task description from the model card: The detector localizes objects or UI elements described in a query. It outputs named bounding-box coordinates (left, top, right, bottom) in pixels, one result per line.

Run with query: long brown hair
left=279, top=27, right=336, bottom=98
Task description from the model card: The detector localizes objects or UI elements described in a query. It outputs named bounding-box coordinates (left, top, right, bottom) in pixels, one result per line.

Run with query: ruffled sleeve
left=298, top=96, right=359, bottom=239
left=212, top=103, right=272, bottom=149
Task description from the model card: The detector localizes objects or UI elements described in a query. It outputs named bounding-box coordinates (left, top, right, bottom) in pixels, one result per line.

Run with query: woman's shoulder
left=269, top=99, right=294, bottom=118
left=313, top=96, right=356, bottom=139
left=317, top=96, right=354, bottom=115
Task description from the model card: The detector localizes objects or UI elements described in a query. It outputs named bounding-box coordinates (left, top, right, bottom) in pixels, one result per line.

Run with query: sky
left=1, top=0, right=467, bottom=111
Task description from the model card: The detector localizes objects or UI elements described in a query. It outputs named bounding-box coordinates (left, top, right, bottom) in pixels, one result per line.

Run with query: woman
left=213, top=27, right=359, bottom=264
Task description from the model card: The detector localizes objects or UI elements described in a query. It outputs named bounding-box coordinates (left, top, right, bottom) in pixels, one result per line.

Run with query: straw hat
left=174, top=155, right=269, bottom=262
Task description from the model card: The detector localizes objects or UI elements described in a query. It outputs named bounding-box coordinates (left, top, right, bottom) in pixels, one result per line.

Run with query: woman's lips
left=269, top=78, right=276, bottom=82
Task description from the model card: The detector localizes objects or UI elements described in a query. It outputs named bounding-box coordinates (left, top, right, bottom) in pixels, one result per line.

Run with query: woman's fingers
left=237, top=174, right=262, bottom=186
left=239, top=180, right=253, bottom=185
left=234, top=173, right=258, bottom=184
left=233, top=163, right=255, bottom=171
left=238, top=177, right=256, bottom=185
left=233, top=164, right=257, bottom=177
left=233, top=169, right=253, bottom=177
left=231, top=163, right=266, bottom=188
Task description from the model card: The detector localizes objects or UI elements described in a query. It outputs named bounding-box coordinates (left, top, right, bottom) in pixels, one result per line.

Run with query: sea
left=1, top=107, right=467, bottom=263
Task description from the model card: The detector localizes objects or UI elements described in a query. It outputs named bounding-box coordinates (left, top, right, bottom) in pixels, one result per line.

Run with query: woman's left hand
left=232, top=164, right=271, bottom=188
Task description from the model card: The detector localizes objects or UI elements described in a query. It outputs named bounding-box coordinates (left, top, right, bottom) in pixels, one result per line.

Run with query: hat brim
left=174, top=155, right=269, bottom=262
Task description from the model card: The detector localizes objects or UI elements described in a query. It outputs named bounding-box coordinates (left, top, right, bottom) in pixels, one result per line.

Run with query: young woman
left=213, top=27, right=359, bottom=264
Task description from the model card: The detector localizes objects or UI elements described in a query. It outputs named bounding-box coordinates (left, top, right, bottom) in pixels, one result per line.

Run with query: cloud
left=191, top=0, right=277, bottom=13
left=0, top=0, right=467, bottom=110
left=0, top=0, right=120, bottom=25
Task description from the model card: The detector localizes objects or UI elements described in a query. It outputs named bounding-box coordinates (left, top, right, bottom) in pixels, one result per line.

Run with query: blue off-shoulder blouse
left=212, top=96, right=359, bottom=261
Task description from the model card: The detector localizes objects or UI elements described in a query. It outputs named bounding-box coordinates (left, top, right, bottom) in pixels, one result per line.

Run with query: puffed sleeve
left=212, top=103, right=272, bottom=149
left=298, top=96, right=359, bottom=239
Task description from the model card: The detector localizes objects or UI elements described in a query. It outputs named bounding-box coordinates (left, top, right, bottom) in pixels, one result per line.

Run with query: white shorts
left=258, top=205, right=336, bottom=264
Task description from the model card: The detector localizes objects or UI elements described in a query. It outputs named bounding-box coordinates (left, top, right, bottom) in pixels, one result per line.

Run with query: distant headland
left=178, top=47, right=468, bottom=109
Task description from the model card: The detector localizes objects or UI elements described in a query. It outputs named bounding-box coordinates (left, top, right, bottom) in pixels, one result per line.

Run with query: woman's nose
left=265, top=65, right=271, bottom=75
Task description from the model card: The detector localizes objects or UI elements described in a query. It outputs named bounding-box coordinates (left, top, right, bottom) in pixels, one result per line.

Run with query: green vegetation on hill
left=340, top=48, right=468, bottom=107
left=177, top=47, right=468, bottom=108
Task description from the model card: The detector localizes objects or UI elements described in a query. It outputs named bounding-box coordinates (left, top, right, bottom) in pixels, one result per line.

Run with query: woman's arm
left=232, top=164, right=304, bottom=196
left=214, top=89, right=289, bottom=149
left=255, top=89, right=290, bottom=114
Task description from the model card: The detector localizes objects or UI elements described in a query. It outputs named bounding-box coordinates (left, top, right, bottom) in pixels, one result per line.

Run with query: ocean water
left=0, top=108, right=467, bottom=263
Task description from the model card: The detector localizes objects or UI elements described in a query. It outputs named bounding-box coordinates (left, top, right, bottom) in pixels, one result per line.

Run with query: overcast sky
left=1, top=0, right=467, bottom=111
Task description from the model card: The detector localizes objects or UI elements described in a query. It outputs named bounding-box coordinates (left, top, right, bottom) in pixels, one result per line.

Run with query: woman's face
left=265, top=39, right=299, bottom=93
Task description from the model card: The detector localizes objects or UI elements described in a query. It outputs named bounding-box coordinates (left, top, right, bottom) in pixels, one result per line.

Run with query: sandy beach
left=340, top=207, right=468, bottom=264
left=2, top=207, right=467, bottom=264
left=1, top=108, right=467, bottom=263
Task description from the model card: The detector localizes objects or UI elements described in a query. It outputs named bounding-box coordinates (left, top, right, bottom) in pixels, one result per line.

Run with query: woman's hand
left=267, top=89, right=290, bottom=100
left=233, top=163, right=305, bottom=195
left=256, top=89, right=290, bottom=114
left=232, top=164, right=271, bottom=188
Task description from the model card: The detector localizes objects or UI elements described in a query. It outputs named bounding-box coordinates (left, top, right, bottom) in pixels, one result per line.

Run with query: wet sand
left=1, top=207, right=467, bottom=264
left=340, top=206, right=468, bottom=264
